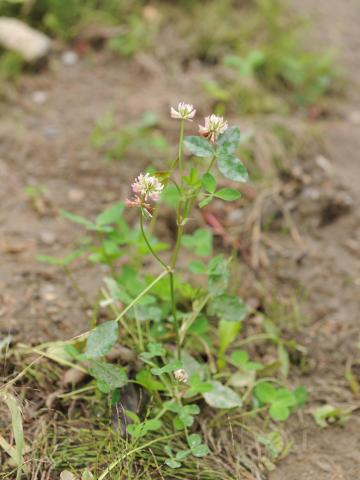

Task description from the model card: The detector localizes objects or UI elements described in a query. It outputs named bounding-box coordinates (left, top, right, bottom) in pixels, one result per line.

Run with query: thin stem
left=101, top=288, right=138, bottom=344
left=205, top=153, right=216, bottom=174
left=135, top=306, right=144, bottom=352
left=178, top=119, right=185, bottom=182
left=169, top=271, right=181, bottom=360
left=139, top=210, right=180, bottom=357
left=69, top=269, right=169, bottom=344
left=140, top=210, right=168, bottom=271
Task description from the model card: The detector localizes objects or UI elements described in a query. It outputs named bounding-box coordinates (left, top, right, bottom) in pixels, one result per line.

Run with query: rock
left=0, top=18, right=51, bottom=62
left=68, top=188, right=85, bottom=202
left=39, top=230, right=56, bottom=245
left=61, top=50, right=78, bottom=67
left=32, top=91, right=48, bottom=105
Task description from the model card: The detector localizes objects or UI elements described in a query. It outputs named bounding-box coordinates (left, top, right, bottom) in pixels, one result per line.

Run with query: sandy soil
left=0, top=0, right=359, bottom=478
left=271, top=0, right=360, bottom=478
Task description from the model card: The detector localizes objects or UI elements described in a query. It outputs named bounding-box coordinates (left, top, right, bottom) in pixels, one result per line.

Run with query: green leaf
left=88, top=360, right=127, bottom=392
left=218, top=319, right=241, bottom=356
left=187, top=315, right=209, bottom=335
left=184, top=136, right=214, bottom=157
left=140, top=343, right=166, bottom=360
left=82, top=470, right=95, bottom=480
left=191, top=444, right=210, bottom=458
left=202, top=173, right=217, bottom=193
left=207, top=295, right=247, bottom=322
left=61, top=209, right=111, bottom=232
left=151, top=360, right=182, bottom=376
left=294, top=386, right=307, bottom=407
left=161, top=184, right=180, bottom=209
left=60, top=209, right=96, bottom=229
left=217, top=153, right=248, bottom=183
left=37, top=249, right=86, bottom=266
left=277, top=343, right=290, bottom=378
left=214, top=188, right=241, bottom=201
left=85, top=321, right=118, bottom=358
left=269, top=403, right=291, bottom=421
left=188, top=434, right=201, bottom=449
left=229, top=370, right=256, bottom=388
left=217, top=126, right=241, bottom=155
left=273, top=389, right=297, bottom=408
left=176, top=450, right=190, bottom=461
left=185, top=374, right=213, bottom=398
left=182, top=229, right=213, bottom=257
left=255, top=382, right=277, bottom=404
left=231, top=350, right=249, bottom=366
left=199, top=196, right=213, bottom=208
left=96, top=202, right=125, bottom=226
left=127, top=419, right=162, bottom=438
left=188, top=260, right=207, bottom=274
left=207, top=255, right=230, bottom=296
left=165, top=458, right=181, bottom=469
left=135, top=370, right=164, bottom=391
left=203, top=381, right=242, bottom=409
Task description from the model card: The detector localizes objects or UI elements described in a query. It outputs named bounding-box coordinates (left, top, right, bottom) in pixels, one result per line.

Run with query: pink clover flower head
left=199, top=114, right=228, bottom=143
left=131, top=173, right=164, bottom=202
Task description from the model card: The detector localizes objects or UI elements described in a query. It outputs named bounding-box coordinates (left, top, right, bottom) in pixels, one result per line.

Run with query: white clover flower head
left=174, top=368, right=189, bottom=384
left=131, top=173, right=164, bottom=202
left=199, top=114, right=228, bottom=143
left=170, top=102, right=196, bottom=121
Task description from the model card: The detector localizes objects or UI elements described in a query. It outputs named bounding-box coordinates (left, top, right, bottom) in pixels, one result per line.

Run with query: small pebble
left=39, top=230, right=56, bottom=245
left=41, top=283, right=57, bottom=302
left=68, top=188, right=85, bottom=202
left=62, top=50, right=78, bottom=66
left=32, top=91, right=48, bottom=105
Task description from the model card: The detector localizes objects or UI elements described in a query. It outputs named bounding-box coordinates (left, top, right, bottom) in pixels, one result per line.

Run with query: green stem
left=178, top=119, right=185, bottom=182
left=205, top=153, right=216, bottom=174
left=135, top=308, right=144, bottom=352
left=139, top=210, right=180, bottom=358
left=70, top=270, right=169, bottom=344
left=169, top=271, right=181, bottom=360
left=140, top=210, right=168, bottom=271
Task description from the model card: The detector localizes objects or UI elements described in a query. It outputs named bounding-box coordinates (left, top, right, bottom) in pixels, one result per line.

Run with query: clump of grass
left=169, top=0, right=338, bottom=113
left=90, top=111, right=170, bottom=163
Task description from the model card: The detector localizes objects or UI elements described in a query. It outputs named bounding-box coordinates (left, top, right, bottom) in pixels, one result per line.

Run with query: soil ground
left=271, top=0, right=360, bottom=478
left=0, top=0, right=359, bottom=478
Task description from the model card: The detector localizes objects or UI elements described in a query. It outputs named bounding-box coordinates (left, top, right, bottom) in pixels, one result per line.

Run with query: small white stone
left=62, top=51, right=79, bottom=67
left=39, top=231, right=56, bottom=245
left=0, top=18, right=51, bottom=62
left=32, top=91, right=48, bottom=105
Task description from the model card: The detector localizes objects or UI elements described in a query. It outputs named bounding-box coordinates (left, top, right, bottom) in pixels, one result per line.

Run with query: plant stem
left=69, top=270, right=169, bottom=344
left=169, top=271, right=181, bottom=359
left=139, top=210, right=180, bottom=358
left=135, top=308, right=144, bottom=352
left=205, top=153, right=216, bottom=174
left=178, top=119, right=185, bottom=182
left=140, top=210, right=168, bottom=271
